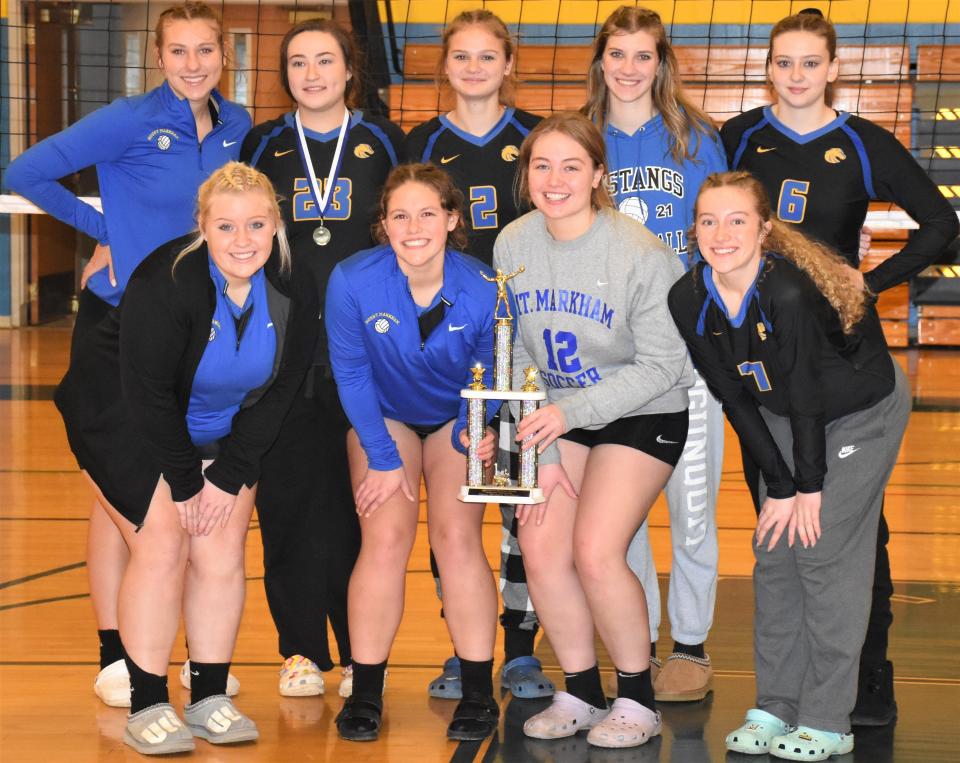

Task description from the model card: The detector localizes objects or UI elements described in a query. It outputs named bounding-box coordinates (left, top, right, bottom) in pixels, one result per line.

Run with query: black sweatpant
left=256, top=368, right=360, bottom=670
left=741, top=444, right=892, bottom=668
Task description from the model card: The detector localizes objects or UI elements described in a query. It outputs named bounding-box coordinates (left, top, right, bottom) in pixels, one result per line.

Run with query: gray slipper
left=123, top=703, right=195, bottom=755
left=184, top=695, right=259, bottom=744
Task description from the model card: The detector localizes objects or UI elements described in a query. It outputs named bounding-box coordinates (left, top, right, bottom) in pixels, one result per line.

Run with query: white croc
left=586, top=697, right=661, bottom=748
left=523, top=691, right=609, bottom=740
left=771, top=726, right=854, bottom=761
left=726, top=708, right=792, bottom=754
left=179, top=661, right=240, bottom=697
left=95, top=658, right=131, bottom=708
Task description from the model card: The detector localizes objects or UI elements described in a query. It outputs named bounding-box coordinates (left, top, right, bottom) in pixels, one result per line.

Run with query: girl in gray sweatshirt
left=493, top=112, right=692, bottom=751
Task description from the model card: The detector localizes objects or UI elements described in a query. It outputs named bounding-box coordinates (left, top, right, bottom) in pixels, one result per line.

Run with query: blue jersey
left=326, top=245, right=499, bottom=470
left=186, top=258, right=276, bottom=446
left=5, top=82, right=251, bottom=305
left=604, top=114, right=726, bottom=264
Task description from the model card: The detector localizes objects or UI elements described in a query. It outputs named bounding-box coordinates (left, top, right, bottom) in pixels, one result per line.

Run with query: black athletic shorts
left=560, top=410, right=689, bottom=467
left=403, top=419, right=453, bottom=440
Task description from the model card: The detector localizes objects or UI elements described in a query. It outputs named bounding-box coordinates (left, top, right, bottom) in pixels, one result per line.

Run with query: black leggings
left=256, top=369, right=360, bottom=669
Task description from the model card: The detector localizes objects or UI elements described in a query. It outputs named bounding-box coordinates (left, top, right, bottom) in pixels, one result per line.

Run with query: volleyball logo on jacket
left=374, top=318, right=390, bottom=334
left=619, top=196, right=649, bottom=224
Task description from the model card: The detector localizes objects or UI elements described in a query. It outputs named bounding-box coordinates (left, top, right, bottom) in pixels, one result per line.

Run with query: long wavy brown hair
left=582, top=5, right=715, bottom=163
left=690, top=171, right=866, bottom=333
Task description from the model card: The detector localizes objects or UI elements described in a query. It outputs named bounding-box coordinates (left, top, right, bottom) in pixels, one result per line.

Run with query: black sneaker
left=851, top=660, right=898, bottom=727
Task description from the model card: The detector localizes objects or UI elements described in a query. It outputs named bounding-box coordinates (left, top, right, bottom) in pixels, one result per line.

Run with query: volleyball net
left=0, top=1, right=957, bottom=321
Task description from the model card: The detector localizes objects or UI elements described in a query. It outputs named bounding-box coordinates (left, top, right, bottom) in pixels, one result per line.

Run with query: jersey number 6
left=776, top=179, right=809, bottom=224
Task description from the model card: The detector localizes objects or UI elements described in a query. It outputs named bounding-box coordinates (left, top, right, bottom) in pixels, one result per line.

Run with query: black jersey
left=669, top=255, right=894, bottom=498
left=403, top=108, right=541, bottom=265
left=722, top=106, right=958, bottom=293
left=241, top=111, right=404, bottom=362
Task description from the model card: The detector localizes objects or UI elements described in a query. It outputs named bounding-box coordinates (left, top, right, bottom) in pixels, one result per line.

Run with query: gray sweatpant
left=754, top=363, right=910, bottom=732
left=627, top=370, right=725, bottom=644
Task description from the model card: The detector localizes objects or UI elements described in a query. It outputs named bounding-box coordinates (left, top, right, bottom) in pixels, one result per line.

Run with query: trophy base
left=458, top=485, right=545, bottom=505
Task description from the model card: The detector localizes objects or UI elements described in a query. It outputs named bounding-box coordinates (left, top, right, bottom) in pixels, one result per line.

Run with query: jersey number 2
left=737, top=361, right=772, bottom=392
left=470, top=186, right=498, bottom=230
left=777, top=179, right=809, bottom=223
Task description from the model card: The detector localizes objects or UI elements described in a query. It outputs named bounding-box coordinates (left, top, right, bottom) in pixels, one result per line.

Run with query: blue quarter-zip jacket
left=604, top=114, right=726, bottom=265
left=5, top=82, right=251, bottom=305
left=326, top=245, right=500, bottom=471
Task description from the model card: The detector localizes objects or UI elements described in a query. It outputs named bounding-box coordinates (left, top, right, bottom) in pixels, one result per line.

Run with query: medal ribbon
left=294, top=108, right=351, bottom=220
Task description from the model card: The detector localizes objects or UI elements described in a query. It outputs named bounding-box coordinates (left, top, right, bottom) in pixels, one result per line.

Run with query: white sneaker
left=94, top=658, right=131, bottom=707
left=179, top=661, right=240, bottom=696
left=523, top=691, right=609, bottom=739
left=279, top=655, right=324, bottom=697
left=586, top=697, right=661, bottom=748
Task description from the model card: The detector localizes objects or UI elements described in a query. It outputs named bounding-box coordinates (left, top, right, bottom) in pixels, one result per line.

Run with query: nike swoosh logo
left=656, top=435, right=679, bottom=444
left=190, top=670, right=200, bottom=676
left=597, top=280, right=609, bottom=287
left=222, top=140, right=238, bottom=148
left=756, top=146, right=775, bottom=153
left=440, top=155, right=460, bottom=164
left=838, top=446, right=860, bottom=459
left=274, top=149, right=295, bottom=157
left=712, top=331, right=724, bottom=336
left=448, top=323, right=467, bottom=332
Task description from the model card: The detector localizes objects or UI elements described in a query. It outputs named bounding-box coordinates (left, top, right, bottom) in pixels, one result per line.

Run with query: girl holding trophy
left=326, top=163, right=502, bottom=742
left=493, top=112, right=693, bottom=750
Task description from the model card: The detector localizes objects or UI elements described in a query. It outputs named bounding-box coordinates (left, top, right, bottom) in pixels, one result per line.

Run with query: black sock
left=189, top=661, right=230, bottom=705
left=616, top=667, right=655, bottom=711
left=458, top=656, right=494, bottom=698
left=351, top=660, right=386, bottom=704
left=673, top=641, right=705, bottom=659
left=125, top=655, right=169, bottom=714
left=650, top=641, right=657, bottom=660
left=503, top=627, right=537, bottom=664
left=98, top=629, right=125, bottom=670
left=563, top=664, right=606, bottom=709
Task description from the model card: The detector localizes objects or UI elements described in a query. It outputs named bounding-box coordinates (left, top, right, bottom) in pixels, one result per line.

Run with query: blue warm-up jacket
left=326, top=245, right=500, bottom=471
left=5, top=82, right=251, bottom=305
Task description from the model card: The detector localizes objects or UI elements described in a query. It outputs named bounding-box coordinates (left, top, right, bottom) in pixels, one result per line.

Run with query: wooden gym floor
left=1, top=327, right=958, bottom=762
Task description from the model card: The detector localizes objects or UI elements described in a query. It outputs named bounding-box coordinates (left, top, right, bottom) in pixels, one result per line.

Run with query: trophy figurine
left=459, top=266, right=546, bottom=505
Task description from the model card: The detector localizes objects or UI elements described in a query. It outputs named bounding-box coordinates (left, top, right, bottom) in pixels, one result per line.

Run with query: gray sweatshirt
left=494, top=207, right=693, bottom=464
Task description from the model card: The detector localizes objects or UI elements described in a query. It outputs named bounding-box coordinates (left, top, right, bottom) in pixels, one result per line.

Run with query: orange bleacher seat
left=917, top=45, right=960, bottom=82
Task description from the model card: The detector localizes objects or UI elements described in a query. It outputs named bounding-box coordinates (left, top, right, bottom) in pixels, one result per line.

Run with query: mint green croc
left=771, top=726, right=854, bottom=761
left=726, top=708, right=791, bottom=755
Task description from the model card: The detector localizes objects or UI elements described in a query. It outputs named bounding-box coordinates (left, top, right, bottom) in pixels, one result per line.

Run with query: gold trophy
left=459, top=266, right=546, bottom=505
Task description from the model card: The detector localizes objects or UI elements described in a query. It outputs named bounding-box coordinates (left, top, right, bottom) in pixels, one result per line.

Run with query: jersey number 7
left=737, top=360, right=773, bottom=392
